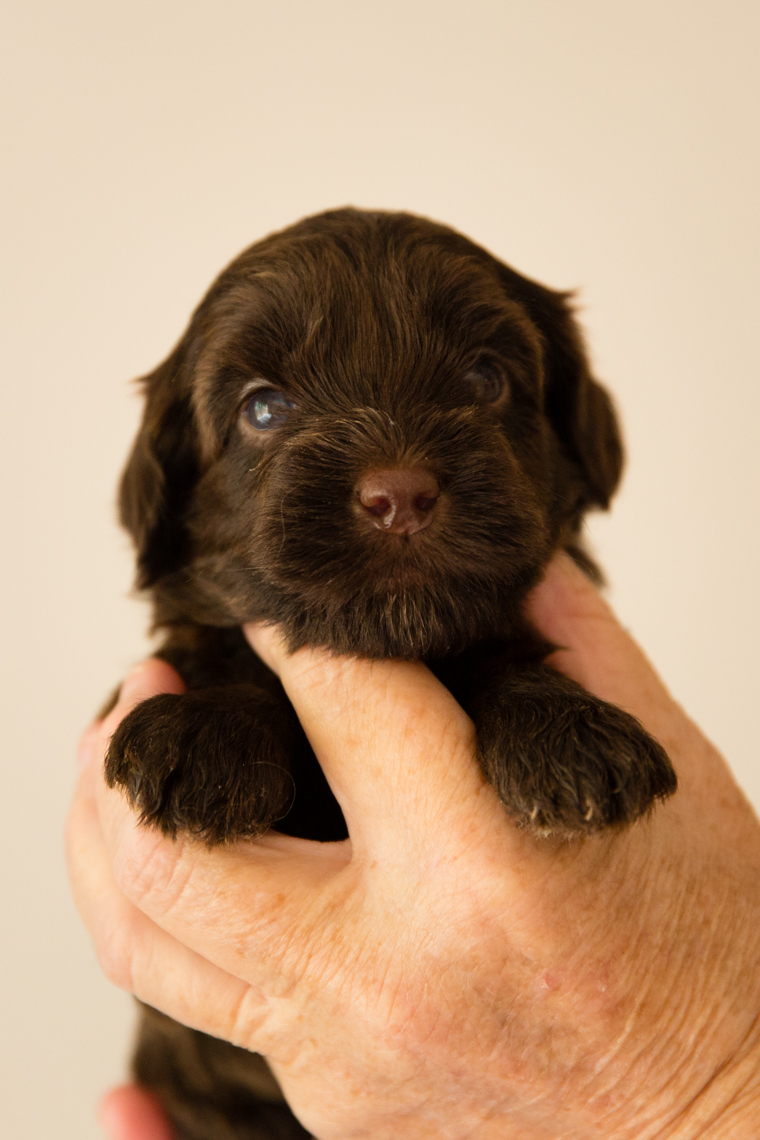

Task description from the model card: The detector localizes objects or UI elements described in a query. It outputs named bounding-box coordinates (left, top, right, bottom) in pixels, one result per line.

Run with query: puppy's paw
left=104, top=685, right=295, bottom=845
left=476, top=679, right=677, bottom=836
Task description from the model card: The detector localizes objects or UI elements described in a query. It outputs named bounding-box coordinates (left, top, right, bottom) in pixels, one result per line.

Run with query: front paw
left=476, top=676, right=677, bottom=836
left=105, top=685, right=295, bottom=844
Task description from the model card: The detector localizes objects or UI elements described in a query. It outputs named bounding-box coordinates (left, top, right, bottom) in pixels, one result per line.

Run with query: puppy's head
left=121, top=209, right=622, bottom=658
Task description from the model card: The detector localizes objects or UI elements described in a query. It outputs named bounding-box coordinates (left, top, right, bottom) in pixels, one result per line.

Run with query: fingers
left=98, top=1086, right=174, bottom=1140
left=524, top=555, right=666, bottom=709
left=67, top=752, right=264, bottom=1047
left=102, top=659, right=186, bottom=734
left=77, top=659, right=184, bottom=774
left=77, top=658, right=187, bottom=773
left=69, top=659, right=333, bottom=1047
left=525, top=556, right=741, bottom=806
left=245, top=627, right=501, bottom=860
left=524, top=555, right=697, bottom=745
left=94, top=758, right=350, bottom=994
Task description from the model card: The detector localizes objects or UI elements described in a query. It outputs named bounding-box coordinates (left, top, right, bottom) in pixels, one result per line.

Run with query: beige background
left=1, top=2, right=758, bottom=1137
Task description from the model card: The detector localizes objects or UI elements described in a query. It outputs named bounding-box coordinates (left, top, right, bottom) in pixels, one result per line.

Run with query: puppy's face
left=122, top=210, right=622, bottom=658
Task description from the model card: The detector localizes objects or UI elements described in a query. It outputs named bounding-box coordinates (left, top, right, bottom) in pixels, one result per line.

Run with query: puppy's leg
left=104, top=682, right=297, bottom=844
left=450, top=657, right=677, bottom=836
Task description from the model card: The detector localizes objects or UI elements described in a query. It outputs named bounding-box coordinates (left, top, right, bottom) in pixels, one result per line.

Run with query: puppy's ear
left=498, top=266, right=623, bottom=509
left=120, top=343, right=200, bottom=588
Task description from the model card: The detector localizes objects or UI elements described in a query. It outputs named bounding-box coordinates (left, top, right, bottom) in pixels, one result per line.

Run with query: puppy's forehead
left=191, top=217, right=541, bottom=418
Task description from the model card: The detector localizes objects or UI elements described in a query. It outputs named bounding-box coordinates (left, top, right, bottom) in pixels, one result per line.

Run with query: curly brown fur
left=104, top=208, right=676, bottom=1138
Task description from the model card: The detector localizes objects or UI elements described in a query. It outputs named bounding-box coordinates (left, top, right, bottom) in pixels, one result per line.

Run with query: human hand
left=97, top=1085, right=173, bottom=1140
left=68, top=555, right=760, bottom=1139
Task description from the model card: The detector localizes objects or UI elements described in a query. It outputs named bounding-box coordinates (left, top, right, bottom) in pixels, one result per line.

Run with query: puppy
left=105, top=209, right=676, bottom=1139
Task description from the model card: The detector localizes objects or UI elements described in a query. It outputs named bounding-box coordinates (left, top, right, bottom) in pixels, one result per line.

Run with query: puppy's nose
left=356, top=467, right=440, bottom=535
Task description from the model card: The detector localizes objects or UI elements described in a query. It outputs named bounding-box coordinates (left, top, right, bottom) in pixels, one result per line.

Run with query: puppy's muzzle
left=355, top=466, right=440, bottom=536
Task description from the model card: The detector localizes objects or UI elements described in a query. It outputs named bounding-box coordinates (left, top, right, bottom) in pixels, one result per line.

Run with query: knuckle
left=225, top=986, right=274, bottom=1052
left=112, top=826, right=195, bottom=919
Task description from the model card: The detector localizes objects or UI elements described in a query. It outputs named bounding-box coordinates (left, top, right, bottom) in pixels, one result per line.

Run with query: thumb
left=244, top=626, right=499, bottom=861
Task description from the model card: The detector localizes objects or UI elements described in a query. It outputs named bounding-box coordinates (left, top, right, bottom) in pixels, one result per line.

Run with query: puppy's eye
left=464, top=360, right=509, bottom=406
left=242, top=387, right=295, bottom=431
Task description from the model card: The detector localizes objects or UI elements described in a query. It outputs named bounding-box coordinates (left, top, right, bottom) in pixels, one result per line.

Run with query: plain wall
left=1, top=2, right=758, bottom=1136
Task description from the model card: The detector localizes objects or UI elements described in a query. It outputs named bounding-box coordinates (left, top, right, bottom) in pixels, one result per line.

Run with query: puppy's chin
left=278, top=573, right=544, bottom=659
left=151, top=553, right=547, bottom=660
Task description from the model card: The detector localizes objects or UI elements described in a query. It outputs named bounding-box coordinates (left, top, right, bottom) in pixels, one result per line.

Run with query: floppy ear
left=120, top=342, right=200, bottom=589
left=497, top=266, right=624, bottom=509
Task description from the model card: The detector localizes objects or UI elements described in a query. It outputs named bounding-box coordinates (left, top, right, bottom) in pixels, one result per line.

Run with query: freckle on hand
left=535, top=970, right=562, bottom=992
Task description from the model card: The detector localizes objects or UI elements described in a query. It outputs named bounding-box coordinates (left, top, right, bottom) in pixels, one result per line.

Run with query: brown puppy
left=105, top=209, right=676, bottom=1139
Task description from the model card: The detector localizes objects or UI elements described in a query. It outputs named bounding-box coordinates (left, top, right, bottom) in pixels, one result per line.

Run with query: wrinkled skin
left=69, top=557, right=760, bottom=1140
